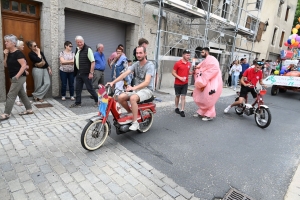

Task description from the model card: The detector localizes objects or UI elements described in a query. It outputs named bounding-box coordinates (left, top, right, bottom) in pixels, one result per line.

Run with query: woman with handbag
left=0, top=34, right=33, bottom=121
left=59, top=41, right=75, bottom=101
left=27, top=41, right=52, bottom=102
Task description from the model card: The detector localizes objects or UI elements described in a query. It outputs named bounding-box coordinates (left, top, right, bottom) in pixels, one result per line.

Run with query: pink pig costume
left=193, top=55, right=223, bottom=118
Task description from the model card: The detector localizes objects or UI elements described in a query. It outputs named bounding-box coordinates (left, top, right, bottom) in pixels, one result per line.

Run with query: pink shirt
left=109, top=52, right=117, bottom=61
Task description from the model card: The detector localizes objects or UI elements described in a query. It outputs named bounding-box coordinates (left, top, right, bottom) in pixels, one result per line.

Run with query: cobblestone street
left=0, top=98, right=198, bottom=200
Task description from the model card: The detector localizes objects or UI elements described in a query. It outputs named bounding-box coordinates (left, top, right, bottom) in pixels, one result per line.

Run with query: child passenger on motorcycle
left=224, top=60, right=266, bottom=113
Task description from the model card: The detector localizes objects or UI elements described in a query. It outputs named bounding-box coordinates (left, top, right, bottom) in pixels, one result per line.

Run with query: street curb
left=284, top=163, right=300, bottom=200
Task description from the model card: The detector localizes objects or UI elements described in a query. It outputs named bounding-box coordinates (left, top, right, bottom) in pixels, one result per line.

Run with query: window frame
left=271, top=27, right=278, bottom=46
left=279, top=31, right=285, bottom=48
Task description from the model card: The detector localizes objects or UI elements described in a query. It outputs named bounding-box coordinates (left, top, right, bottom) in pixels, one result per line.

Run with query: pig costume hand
left=193, top=55, right=223, bottom=118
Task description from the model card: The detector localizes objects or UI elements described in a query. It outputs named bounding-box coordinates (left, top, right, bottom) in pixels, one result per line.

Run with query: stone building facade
left=0, top=0, right=297, bottom=102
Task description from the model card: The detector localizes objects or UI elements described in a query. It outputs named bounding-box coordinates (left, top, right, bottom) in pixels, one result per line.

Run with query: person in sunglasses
left=224, top=60, right=265, bottom=113
left=27, top=41, right=52, bottom=102
left=59, top=41, right=75, bottom=101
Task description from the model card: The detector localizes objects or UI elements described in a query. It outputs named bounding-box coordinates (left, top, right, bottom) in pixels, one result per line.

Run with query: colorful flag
left=97, top=85, right=109, bottom=117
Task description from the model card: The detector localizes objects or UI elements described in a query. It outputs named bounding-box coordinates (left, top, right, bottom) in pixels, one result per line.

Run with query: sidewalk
left=0, top=98, right=199, bottom=200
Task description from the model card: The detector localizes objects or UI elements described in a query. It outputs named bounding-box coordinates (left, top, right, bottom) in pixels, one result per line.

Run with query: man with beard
left=193, top=47, right=223, bottom=121
left=106, top=46, right=154, bottom=130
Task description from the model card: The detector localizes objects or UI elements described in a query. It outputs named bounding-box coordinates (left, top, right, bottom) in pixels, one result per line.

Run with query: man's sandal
left=0, top=114, right=10, bottom=121
left=19, top=110, right=34, bottom=115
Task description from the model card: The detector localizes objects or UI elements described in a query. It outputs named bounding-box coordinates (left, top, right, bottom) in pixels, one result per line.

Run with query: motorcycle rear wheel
left=254, top=107, right=271, bottom=128
left=81, top=120, right=109, bottom=151
left=138, top=109, right=154, bottom=133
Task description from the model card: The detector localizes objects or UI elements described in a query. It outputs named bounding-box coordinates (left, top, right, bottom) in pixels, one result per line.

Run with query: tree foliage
left=293, top=0, right=300, bottom=34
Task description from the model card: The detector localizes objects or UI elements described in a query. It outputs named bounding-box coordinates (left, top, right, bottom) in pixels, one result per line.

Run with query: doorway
left=1, top=0, right=40, bottom=96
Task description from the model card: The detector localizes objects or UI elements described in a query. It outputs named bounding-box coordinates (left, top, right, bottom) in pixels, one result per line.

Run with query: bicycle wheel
left=254, top=107, right=271, bottom=128
left=138, top=109, right=154, bottom=133
left=81, top=120, right=109, bottom=151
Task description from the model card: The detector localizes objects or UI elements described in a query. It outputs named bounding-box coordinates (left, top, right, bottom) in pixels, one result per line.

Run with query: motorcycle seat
left=138, top=95, right=154, bottom=104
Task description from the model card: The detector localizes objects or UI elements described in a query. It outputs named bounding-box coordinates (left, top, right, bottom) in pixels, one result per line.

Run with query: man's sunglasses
left=257, top=61, right=264, bottom=66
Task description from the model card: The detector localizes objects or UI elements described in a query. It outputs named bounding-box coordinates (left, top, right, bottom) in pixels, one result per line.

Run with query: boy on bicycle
left=224, top=60, right=266, bottom=113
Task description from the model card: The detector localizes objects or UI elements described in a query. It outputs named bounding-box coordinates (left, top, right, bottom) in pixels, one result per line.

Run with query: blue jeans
left=231, top=74, right=239, bottom=88
left=60, top=70, right=74, bottom=97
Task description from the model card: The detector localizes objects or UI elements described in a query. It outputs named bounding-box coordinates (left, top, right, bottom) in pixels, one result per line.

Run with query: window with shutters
left=271, top=27, right=278, bottom=46
left=279, top=31, right=285, bottom=47
left=245, top=16, right=257, bottom=32
left=256, top=22, right=265, bottom=42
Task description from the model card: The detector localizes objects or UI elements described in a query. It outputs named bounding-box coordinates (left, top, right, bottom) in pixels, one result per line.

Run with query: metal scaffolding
left=143, top=0, right=263, bottom=88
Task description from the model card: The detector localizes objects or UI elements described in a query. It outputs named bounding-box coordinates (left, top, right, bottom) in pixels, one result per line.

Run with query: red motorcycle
left=234, top=85, right=271, bottom=128
left=81, top=84, right=156, bottom=151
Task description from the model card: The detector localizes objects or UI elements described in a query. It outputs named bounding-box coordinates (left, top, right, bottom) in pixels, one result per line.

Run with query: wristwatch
left=89, top=72, right=94, bottom=75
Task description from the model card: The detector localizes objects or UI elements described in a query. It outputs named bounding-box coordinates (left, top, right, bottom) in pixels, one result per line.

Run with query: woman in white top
left=229, top=60, right=242, bottom=91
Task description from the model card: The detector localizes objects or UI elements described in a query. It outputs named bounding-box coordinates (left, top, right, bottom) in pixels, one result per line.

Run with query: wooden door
left=1, top=0, right=40, bottom=96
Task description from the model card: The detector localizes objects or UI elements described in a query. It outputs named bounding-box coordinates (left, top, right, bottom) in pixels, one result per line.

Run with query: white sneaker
left=62, top=96, right=66, bottom=101
left=230, top=86, right=233, bottom=89
left=202, top=117, right=213, bottom=121
left=129, top=121, right=139, bottom=131
left=234, top=88, right=236, bottom=91
left=70, top=96, right=75, bottom=101
left=224, top=105, right=231, bottom=113
left=193, top=113, right=201, bottom=118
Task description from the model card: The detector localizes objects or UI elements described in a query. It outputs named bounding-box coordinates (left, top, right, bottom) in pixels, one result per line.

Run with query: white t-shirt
left=230, top=64, right=242, bottom=76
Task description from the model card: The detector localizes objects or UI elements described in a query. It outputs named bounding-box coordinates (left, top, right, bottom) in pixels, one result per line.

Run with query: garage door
left=65, top=10, right=126, bottom=85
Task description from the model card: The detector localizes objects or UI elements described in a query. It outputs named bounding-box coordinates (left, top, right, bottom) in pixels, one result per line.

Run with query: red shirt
left=242, top=67, right=262, bottom=86
left=173, top=60, right=190, bottom=85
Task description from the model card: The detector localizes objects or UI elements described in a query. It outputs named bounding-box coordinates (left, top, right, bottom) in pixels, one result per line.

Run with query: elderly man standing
left=92, top=43, right=106, bottom=87
left=70, top=36, right=97, bottom=108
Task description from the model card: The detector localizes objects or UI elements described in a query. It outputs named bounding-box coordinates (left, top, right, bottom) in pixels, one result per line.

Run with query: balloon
left=296, top=36, right=300, bottom=42
left=287, top=39, right=292, bottom=44
left=298, top=44, right=300, bottom=48
left=292, top=28, right=298, bottom=34
left=294, top=41, right=299, bottom=47
left=292, top=34, right=297, bottom=39
left=296, top=24, right=300, bottom=29
left=289, top=35, right=293, bottom=39
left=291, top=39, right=296, bottom=44
left=298, top=17, right=300, bottom=23
left=284, top=42, right=289, bottom=46
left=274, top=70, right=279, bottom=75
left=280, top=69, right=285, bottom=75
left=276, top=65, right=280, bottom=70
left=281, top=66, right=287, bottom=70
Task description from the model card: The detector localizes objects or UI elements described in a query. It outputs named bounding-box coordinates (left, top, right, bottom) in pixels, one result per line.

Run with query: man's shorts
left=239, top=85, right=257, bottom=98
left=174, top=84, right=188, bottom=96
left=126, top=88, right=153, bottom=102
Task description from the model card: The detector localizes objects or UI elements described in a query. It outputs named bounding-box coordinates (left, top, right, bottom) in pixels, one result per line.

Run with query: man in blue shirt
left=239, top=58, right=250, bottom=79
left=93, top=43, right=106, bottom=88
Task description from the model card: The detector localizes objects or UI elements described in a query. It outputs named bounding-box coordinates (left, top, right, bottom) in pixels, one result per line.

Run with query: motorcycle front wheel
left=254, top=107, right=271, bottom=128
left=81, top=120, right=109, bottom=150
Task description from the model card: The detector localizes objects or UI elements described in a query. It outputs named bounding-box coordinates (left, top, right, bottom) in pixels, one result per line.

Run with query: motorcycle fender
left=89, top=116, right=111, bottom=135
left=89, top=115, right=103, bottom=122
left=258, top=105, right=269, bottom=109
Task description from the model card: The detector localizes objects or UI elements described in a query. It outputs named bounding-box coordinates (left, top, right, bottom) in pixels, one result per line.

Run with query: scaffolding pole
left=154, top=0, right=163, bottom=90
